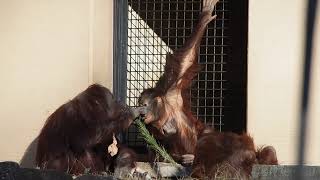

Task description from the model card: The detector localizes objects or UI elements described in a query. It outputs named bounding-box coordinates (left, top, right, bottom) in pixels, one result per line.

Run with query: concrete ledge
left=252, top=165, right=320, bottom=180
left=75, top=174, right=115, bottom=180
left=137, top=162, right=320, bottom=179
left=155, top=162, right=190, bottom=178
left=1, top=161, right=320, bottom=179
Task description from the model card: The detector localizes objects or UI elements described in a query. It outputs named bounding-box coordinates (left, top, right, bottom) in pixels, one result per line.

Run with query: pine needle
left=134, top=117, right=178, bottom=165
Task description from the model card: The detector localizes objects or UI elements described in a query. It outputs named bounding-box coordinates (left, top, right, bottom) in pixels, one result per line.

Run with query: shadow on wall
left=19, top=137, right=38, bottom=168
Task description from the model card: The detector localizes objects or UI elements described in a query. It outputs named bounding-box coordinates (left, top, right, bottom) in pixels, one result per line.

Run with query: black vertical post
left=224, top=0, right=249, bottom=133
left=113, top=0, right=128, bottom=104
left=113, top=0, right=128, bottom=142
left=296, top=0, right=318, bottom=179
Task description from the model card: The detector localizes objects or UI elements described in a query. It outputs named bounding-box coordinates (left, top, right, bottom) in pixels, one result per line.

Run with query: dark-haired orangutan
left=138, top=0, right=278, bottom=178
left=36, top=84, right=140, bottom=175
left=191, top=132, right=278, bottom=179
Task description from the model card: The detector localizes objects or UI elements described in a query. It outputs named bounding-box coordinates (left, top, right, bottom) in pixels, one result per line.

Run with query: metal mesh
left=126, top=0, right=230, bottom=146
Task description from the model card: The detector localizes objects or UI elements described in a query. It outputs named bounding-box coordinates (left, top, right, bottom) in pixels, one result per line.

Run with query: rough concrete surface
left=1, top=161, right=320, bottom=179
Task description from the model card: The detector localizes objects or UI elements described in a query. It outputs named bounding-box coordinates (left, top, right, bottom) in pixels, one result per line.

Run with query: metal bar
left=113, top=0, right=129, bottom=142
left=296, top=0, right=318, bottom=179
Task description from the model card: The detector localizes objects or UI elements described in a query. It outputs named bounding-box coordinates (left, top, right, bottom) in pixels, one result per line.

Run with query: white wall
left=0, top=0, right=113, bottom=164
left=91, top=0, right=114, bottom=89
left=248, top=0, right=320, bottom=165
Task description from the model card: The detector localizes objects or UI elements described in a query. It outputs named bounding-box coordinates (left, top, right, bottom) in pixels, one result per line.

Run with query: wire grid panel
left=126, top=0, right=230, bottom=146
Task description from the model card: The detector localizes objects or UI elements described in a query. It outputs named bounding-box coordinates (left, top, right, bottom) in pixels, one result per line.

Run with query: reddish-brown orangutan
left=139, top=0, right=219, bottom=165
left=36, top=84, right=139, bottom=176
left=191, top=132, right=278, bottom=179
left=138, top=0, right=278, bottom=178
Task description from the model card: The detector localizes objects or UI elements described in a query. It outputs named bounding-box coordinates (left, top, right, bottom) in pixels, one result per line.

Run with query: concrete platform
left=251, top=165, right=320, bottom=180
left=1, top=161, right=320, bottom=179
left=137, top=162, right=320, bottom=179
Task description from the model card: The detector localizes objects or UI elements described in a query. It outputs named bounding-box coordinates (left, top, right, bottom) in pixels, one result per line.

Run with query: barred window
left=114, top=0, right=248, bottom=148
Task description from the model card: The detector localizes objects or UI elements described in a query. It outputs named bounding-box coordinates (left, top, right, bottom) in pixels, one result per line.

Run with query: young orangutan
left=138, top=0, right=278, bottom=178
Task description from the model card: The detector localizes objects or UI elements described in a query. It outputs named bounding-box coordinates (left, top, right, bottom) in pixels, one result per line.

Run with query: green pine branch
left=134, top=117, right=178, bottom=165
